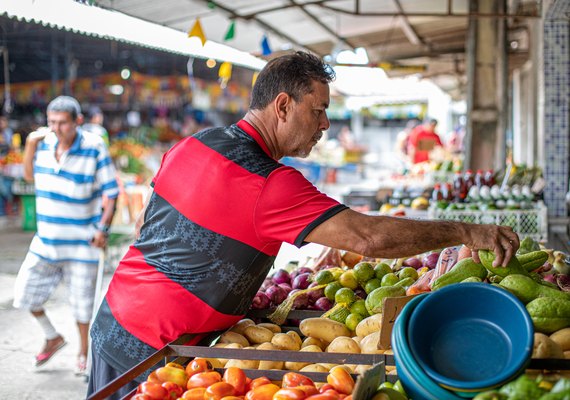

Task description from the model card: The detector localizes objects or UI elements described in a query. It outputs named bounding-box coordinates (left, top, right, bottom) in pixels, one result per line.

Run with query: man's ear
left=274, top=92, right=290, bottom=122
left=76, top=114, right=85, bottom=125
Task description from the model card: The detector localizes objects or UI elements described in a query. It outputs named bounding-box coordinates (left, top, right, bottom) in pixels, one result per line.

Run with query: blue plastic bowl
left=406, top=283, right=533, bottom=392
left=392, top=294, right=463, bottom=400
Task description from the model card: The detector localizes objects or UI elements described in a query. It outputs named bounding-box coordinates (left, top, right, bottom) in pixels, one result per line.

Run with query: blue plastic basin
left=392, top=294, right=463, bottom=400
left=406, top=283, right=533, bottom=392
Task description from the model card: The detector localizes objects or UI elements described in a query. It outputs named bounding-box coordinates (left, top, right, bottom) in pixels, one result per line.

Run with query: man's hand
left=464, top=224, right=520, bottom=267
left=91, top=230, right=108, bottom=249
left=26, top=128, right=50, bottom=143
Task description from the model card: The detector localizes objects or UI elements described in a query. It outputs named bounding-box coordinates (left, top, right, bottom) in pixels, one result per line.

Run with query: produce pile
left=130, top=357, right=408, bottom=400
left=473, top=374, right=570, bottom=399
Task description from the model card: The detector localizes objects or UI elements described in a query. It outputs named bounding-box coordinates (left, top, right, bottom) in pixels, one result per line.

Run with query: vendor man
left=88, top=52, right=519, bottom=399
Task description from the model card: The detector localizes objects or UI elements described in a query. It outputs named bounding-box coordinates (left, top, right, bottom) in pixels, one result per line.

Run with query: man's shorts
left=13, top=252, right=98, bottom=323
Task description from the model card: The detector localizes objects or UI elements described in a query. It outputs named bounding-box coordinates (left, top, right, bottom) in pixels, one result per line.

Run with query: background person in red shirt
left=407, top=118, right=443, bottom=164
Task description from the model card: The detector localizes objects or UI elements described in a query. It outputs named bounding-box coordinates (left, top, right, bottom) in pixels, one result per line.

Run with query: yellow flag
left=188, top=18, right=206, bottom=46
left=252, top=71, right=259, bottom=87
left=218, top=62, right=232, bottom=80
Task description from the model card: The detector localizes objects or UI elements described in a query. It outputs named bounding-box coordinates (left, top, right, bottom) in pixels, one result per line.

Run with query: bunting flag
left=219, top=61, right=233, bottom=88
left=261, top=35, right=272, bottom=56
left=224, top=21, right=236, bottom=41
left=188, top=18, right=207, bottom=46
left=252, top=72, right=259, bottom=88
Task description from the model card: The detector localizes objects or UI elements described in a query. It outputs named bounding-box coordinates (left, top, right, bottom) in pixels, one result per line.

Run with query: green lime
left=315, top=270, right=335, bottom=285
left=339, top=270, right=359, bottom=290
left=379, top=381, right=394, bottom=389
left=381, top=273, right=399, bottom=287
left=349, top=299, right=369, bottom=317
left=329, top=268, right=344, bottom=281
left=345, top=313, right=364, bottom=331
left=393, top=380, right=408, bottom=397
left=364, top=278, right=382, bottom=294
left=324, top=281, right=343, bottom=301
left=398, top=267, right=418, bottom=281
left=374, top=262, right=392, bottom=280
left=335, top=287, right=356, bottom=304
left=353, top=262, right=375, bottom=282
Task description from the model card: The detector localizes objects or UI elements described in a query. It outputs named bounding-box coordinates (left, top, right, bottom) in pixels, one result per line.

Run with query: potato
left=272, top=333, right=301, bottom=351
left=345, top=364, right=357, bottom=373
left=387, top=368, right=398, bottom=375
left=326, top=336, right=361, bottom=354
left=257, top=323, right=281, bottom=333
left=217, top=342, right=243, bottom=366
left=244, top=325, right=274, bottom=344
left=302, top=337, right=327, bottom=351
left=352, top=336, right=362, bottom=345
left=300, top=318, right=351, bottom=343
left=225, top=358, right=259, bottom=370
left=565, top=351, right=570, bottom=359
left=317, top=363, right=337, bottom=371
left=551, top=328, right=570, bottom=351
left=256, top=342, right=284, bottom=370
left=300, top=364, right=330, bottom=373
left=360, top=332, right=384, bottom=354
left=230, top=319, right=256, bottom=335
left=202, top=358, right=224, bottom=368
left=383, top=349, right=393, bottom=355
left=212, top=343, right=227, bottom=348
left=355, top=314, right=383, bottom=338
left=285, top=345, right=323, bottom=370
left=286, top=331, right=303, bottom=347
left=219, top=331, right=250, bottom=347
left=385, top=365, right=396, bottom=373
left=534, top=333, right=564, bottom=359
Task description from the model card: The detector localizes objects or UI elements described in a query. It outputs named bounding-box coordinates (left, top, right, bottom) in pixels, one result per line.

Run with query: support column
left=464, top=0, right=508, bottom=171
left=543, top=0, right=570, bottom=220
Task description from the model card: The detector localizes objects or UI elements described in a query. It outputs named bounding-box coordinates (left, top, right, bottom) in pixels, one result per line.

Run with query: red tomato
left=247, top=377, right=272, bottom=392
left=162, top=381, right=184, bottom=400
left=185, top=358, right=213, bottom=377
left=205, top=382, right=236, bottom=400
left=326, top=367, right=354, bottom=395
left=165, top=361, right=185, bottom=370
left=318, top=384, right=334, bottom=394
left=343, top=395, right=352, bottom=400
left=156, top=365, right=189, bottom=388
left=180, top=387, right=207, bottom=400
left=186, top=371, right=222, bottom=390
left=282, top=372, right=315, bottom=388
left=131, top=395, right=153, bottom=400
left=147, top=371, right=161, bottom=384
left=220, top=397, right=244, bottom=400
left=305, top=394, right=340, bottom=400
left=223, top=367, right=247, bottom=395
left=273, top=388, right=306, bottom=400
left=244, top=383, right=280, bottom=400
left=137, top=381, right=169, bottom=400
left=296, top=385, right=319, bottom=397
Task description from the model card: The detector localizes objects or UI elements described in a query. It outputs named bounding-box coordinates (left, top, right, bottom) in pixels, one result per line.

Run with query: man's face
left=47, top=111, right=77, bottom=139
left=281, top=80, right=330, bottom=158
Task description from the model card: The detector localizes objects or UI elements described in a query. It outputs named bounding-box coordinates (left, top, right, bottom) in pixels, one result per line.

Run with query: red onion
left=292, top=292, right=310, bottom=309
left=261, top=277, right=273, bottom=291
left=355, top=288, right=367, bottom=299
left=278, top=283, right=292, bottom=294
left=422, top=252, right=440, bottom=269
left=307, top=286, right=325, bottom=304
left=292, top=273, right=311, bottom=290
left=251, top=291, right=271, bottom=309
left=265, top=285, right=288, bottom=305
left=290, top=267, right=314, bottom=281
left=272, top=269, right=291, bottom=285
left=313, top=297, right=334, bottom=311
left=543, top=273, right=557, bottom=284
left=403, top=257, right=423, bottom=270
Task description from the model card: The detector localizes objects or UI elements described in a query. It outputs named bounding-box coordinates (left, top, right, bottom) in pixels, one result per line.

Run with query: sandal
left=74, top=354, right=88, bottom=376
left=35, top=338, right=67, bottom=367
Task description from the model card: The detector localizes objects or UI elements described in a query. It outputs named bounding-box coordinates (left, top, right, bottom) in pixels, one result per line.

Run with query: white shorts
left=13, top=252, right=98, bottom=323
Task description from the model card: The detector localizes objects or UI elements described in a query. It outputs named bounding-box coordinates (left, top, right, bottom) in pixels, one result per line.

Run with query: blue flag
left=261, top=35, right=272, bottom=56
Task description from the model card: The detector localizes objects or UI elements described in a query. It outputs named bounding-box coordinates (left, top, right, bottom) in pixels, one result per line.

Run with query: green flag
left=224, top=21, right=235, bottom=41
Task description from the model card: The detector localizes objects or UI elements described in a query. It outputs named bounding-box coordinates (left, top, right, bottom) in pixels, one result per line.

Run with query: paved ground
left=0, top=217, right=117, bottom=400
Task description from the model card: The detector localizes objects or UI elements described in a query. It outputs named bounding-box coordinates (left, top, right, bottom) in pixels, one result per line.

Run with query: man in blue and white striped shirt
left=13, top=96, right=119, bottom=375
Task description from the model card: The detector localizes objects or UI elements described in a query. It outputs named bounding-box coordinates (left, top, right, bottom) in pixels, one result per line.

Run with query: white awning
left=0, top=0, right=267, bottom=71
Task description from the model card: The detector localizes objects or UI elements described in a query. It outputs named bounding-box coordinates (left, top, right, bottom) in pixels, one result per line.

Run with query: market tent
left=94, top=0, right=540, bottom=97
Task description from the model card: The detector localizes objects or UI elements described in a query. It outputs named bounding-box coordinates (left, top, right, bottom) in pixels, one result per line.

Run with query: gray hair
left=47, top=96, right=82, bottom=120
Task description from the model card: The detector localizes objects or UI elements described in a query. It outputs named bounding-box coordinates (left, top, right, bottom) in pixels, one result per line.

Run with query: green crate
left=20, top=194, right=37, bottom=232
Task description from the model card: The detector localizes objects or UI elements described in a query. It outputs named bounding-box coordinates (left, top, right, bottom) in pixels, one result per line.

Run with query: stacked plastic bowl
left=391, top=283, right=534, bottom=400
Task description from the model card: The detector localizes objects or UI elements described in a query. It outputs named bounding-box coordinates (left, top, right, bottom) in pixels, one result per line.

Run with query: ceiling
left=94, top=0, right=541, bottom=98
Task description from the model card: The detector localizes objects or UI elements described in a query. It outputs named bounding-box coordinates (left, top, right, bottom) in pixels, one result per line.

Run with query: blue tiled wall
left=544, top=1, right=570, bottom=218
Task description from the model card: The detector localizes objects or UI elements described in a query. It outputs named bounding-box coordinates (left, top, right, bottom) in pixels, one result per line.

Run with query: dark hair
left=250, top=51, right=335, bottom=110
left=47, top=96, right=82, bottom=120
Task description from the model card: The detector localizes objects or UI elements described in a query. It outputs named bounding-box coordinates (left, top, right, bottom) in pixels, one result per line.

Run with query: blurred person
left=82, top=106, right=110, bottom=146
left=87, top=52, right=519, bottom=399
left=13, top=96, right=119, bottom=376
left=407, top=118, right=443, bottom=164
left=394, top=119, right=420, bottom=165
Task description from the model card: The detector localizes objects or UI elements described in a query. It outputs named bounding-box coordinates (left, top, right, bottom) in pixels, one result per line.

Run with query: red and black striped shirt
left=91, top=120, right=347, bottom=373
